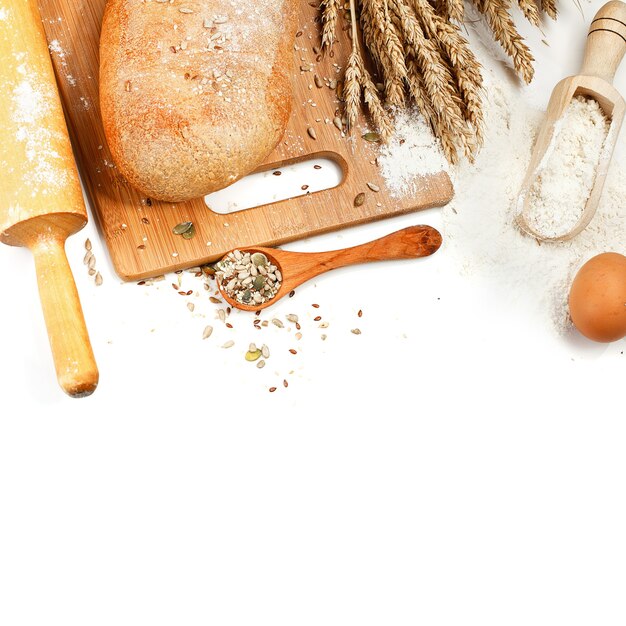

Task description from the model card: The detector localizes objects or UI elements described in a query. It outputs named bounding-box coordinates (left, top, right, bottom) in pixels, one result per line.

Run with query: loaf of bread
left=99, top=0, right=297, bottom=203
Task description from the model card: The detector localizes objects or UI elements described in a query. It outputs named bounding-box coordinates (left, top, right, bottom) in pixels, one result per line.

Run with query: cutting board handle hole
left=204, top=152, right=346, bottom=215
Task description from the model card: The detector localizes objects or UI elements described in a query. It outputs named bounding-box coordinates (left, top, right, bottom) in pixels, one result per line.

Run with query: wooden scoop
left=0, top=0, right=98, bottom=397
left=516, top=0, right=626, bottom=242
left=216, top=225, right=443, bottom=311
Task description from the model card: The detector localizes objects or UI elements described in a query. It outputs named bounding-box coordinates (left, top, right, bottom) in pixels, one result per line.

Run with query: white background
left=1, top=2, right=625, bottom=624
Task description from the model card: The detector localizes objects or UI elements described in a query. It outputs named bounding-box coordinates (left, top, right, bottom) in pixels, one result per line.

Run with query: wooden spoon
left=215, top=225, right=442, bottom=311
left=516, top=0, right=626, bottom=242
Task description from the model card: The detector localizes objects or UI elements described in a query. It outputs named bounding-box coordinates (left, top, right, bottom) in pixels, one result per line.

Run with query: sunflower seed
left=202, top=325, right=213, bottom=339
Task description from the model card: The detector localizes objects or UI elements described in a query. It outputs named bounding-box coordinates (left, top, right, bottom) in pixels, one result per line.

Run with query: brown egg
left=569, top=252, right=626, bottom=342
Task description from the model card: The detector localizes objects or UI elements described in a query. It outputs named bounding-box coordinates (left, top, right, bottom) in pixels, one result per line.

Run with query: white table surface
left=1, top=2, right=625, bottom=624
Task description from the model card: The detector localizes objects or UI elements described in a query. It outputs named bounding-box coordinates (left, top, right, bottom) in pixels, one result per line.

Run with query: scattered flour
left=377, top=68, right=625, bottom=335
left=378, top=109, right=449, bottom=197
left=442, top=71, right=625, bottom=334
left=522, top=96, right=610, bottom=239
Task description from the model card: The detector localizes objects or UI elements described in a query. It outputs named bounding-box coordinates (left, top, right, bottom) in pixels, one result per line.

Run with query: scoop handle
left=581, top=0, right=626, bottom=83
left=31, top=235, right=99, bottom=398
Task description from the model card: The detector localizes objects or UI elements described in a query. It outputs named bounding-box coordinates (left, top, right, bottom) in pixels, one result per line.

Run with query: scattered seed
left=314, top=316, right=321, bottom=321
left=307, top=127, right=317, bottom=140
left=354, top=192, right=365, bottom=207
left=209, top=296, right=222, bottom=304
left=202, top=325, right=213, bottom=339
left=172, top=221, right=194, bottom=235
left=358, top=309, right=363, bottom=317
left=286, top=314, right=298, bottom=323
left=261, top=344, right=270, bottom=358
left=245, top=349, right=262, bottom=362
left=289, top=290, right=296, bottom=297
left=95, top=272, right=103, bottom=286
left=187, top=302, right=195, bottom=312
left=312, top=304, right=320, bottom=308
left=272, top=318, right=284, bottom=328
left=351, top=328, right=362, bottom=335
left=362, top=132, right=381, bottom=143
left=84, top=238, right=92, bottom=251
left=222, top=340, right=235, bottom=348
left=289, top=348, right=297, bottom=355
left=269, top=387, right=277, bottom=393
left=283, top=379, right=289, bottom=388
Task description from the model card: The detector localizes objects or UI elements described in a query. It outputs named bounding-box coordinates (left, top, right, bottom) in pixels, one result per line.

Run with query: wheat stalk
left=343, top=0, right=394, bottom=138
left=321, top=0, right=341, bottom=49
left=471, top=0, right=535, bottom=83
left=319, top=0, right=555, bottom=162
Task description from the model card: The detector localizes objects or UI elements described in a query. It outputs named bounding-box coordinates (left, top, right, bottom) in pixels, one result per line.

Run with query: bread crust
left=100, top=0, right=297, bottom=203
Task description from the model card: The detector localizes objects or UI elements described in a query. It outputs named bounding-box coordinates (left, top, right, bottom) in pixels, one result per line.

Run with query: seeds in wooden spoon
left=216, top=250, right=282, bottom=306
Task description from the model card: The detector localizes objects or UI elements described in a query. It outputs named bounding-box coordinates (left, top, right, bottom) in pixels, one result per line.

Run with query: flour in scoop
left=522, top=96, right=610, bottom=239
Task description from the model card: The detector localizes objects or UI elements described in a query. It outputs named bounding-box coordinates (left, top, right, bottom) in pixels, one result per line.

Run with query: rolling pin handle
left=31, top=235, right=99, bottom=398
left=581, top=1, right=626, bottom=83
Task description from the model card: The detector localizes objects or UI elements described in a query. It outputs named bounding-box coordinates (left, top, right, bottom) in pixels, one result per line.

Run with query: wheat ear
left=472, top=0, right=535, bottom=83
left=321, top=0, right=341, bottom=49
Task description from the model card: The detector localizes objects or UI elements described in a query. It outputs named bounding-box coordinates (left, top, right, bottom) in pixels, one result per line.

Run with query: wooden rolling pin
left=0, top=0, right=98, bottom=397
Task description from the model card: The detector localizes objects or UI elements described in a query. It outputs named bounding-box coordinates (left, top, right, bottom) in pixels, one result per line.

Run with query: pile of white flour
left=379, top=69, right=626, bottom=333
left=522, top=95, right=610, bottom=239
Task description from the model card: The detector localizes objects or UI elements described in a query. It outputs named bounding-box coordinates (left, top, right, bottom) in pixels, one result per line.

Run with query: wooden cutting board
left=38, top=0, right=453, bottom=281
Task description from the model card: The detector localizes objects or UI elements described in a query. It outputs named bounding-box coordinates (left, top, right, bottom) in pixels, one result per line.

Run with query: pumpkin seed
left=173, top=221, right=193, bottom=235
left=362, top=132, right=381, bottom=143
left=251, top=252, right=268, bottom=267
left=253, top=275, right=265, bottom=290
left=181, top=224, right=196, bottom=239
